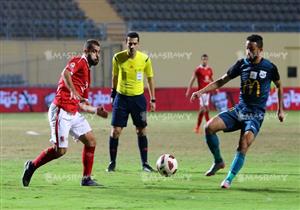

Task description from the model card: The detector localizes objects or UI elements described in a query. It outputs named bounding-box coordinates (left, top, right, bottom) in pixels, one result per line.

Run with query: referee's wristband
left=150, top=99, right=156, bottom=103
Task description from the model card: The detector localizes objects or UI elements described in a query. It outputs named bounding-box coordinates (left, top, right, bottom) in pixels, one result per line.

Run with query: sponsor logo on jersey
left=259, top=70, right=267, bottom=79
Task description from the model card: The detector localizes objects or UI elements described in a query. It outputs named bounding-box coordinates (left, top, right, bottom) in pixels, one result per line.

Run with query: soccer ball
left=156, top=154, right=178, bottom=177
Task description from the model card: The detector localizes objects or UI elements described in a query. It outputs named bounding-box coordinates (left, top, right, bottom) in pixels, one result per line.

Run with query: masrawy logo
left=44, top=50, right=81, bottom=61
left=236, top=50, right=288, bottom=60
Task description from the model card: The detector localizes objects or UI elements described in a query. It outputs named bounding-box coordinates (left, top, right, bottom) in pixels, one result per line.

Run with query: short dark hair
left=201, top=54, right=208, bottom=58
left=247, top=34, right=263, bottom=48
left=126, top=31, right=139, bottom=42
left=84, top=39, right=100, bottom=50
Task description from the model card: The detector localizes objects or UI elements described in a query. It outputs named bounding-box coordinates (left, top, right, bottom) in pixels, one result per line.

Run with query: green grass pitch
left=1, top=111, right=299, bottom=209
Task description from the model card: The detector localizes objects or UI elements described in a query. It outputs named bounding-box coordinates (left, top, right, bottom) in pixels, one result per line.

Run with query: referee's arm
left=147, top=76, right=156, bottom=112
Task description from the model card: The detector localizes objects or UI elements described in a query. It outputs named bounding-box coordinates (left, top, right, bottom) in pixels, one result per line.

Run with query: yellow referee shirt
left=113, top=50, right=154, bottom=96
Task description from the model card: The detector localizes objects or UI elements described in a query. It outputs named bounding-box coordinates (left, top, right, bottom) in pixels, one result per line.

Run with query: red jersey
left=53, top=55, right=90, bottom=114
left=194, top=65, right=213, bottom=90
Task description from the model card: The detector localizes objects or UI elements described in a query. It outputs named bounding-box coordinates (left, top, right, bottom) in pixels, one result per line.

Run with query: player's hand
left=96, top=106, right=108, bottom=118
left=150, top=101, right=156, bottom=112
left=70, top=90, right=82, bottom=101
left=111, top=88, right=117, bottom=104
left=190, top=91, right=201, bottom=102
left=277, top=109, right=284, bottom=122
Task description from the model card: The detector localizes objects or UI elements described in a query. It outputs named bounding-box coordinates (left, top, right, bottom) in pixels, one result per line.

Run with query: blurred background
left=0, top=0, right=299, bottom=112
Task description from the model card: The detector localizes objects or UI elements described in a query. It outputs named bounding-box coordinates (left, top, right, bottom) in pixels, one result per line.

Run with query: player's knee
left=136, top=128, right=146, bottom=137
left=87, top=136, right=97, bottom=147
left=204, top=123, right=214, bottom=135
left=111, top=128, right=121, bottom=138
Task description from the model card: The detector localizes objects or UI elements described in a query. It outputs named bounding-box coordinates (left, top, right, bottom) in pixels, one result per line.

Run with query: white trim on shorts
left=199, top=93, right=210, bottom=107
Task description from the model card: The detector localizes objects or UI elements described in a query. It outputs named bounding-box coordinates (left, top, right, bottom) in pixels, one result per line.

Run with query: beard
left=87, top=54, right=99, bottom=66
left=247, top=54, right=258, bottom=63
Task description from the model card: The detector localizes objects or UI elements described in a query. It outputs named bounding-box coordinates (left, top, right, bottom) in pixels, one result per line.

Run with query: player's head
left=246, top=34, right=263, bottom=62
left=126, top=31, right=139, bottom=57
left=201, top=54, right=209, bottom=67
left=84, top=39, right=100, bottom=66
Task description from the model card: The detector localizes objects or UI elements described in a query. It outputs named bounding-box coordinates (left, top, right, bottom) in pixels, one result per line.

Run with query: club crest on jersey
left=249, top=71, right=257, bottom=79
left=259, top=70, right=267, bottom=79
left=69, top=62, right=75, bottom=69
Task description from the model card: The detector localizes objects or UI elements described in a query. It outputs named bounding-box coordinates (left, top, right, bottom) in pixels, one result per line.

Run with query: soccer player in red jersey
left=186, top=54, right=214, bottom=134
left=22, top=39, right=108, bottom=187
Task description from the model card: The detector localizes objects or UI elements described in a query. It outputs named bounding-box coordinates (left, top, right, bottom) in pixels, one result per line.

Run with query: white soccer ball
left=156, top=154, right=178, bottom=177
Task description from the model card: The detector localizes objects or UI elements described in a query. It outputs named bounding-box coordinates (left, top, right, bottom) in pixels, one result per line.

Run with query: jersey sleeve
left=112, top=56, right=119, bottom=76
left=65, top=58, right=81, bottom=75
left=271, top=63, right=280, bottom=82
left=144, top=57, right=154, bottom=78
left=226, top=59, right=243, bottom=79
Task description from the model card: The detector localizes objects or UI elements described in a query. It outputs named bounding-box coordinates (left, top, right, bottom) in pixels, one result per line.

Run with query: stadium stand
left=0, top=74, right=26, bottom=87
left=0, top=0, right=104, bottom=39
left=108, top=0, right=300, bottom=32
left=1, top=0, right=299, bottom=39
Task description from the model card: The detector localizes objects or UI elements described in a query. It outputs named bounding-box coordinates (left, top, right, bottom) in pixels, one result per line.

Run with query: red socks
left=32, top=145, right=95, bottom=177
left=197, top=112, right=204, bottom=128
left=197, top=111, right=210, bottom=128
left=32, top=147, right=59, bottom=169
left=204, top=111, right=210, bottom=121
left=82, top=145, right=95, bottom=177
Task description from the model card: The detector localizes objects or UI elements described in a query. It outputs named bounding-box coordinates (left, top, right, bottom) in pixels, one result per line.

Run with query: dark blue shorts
left=111, top=93, right=147, bottom=128
left=219, top=107, right=263, bottom=136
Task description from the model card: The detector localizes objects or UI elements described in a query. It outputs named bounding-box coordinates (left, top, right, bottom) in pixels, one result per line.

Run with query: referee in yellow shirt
left=107, top=32, right=156, bottom=172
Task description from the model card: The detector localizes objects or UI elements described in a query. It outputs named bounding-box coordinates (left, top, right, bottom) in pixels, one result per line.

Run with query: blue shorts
left=219, top=107, right=264, bottom=136
left=111, top=93, right=147, bottom=128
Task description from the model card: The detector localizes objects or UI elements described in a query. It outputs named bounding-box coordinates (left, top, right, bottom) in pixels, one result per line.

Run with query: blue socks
left=225, top=152, right=245, bottom=183
left=205, top=134, right=223, bottom=163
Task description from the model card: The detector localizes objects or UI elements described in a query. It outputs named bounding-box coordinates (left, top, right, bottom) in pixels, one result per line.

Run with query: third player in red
left=186, top=54, right=214, bottom=134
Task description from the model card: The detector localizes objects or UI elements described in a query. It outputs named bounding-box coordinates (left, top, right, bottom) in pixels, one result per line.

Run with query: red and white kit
left=194, top=65, right=213, bottom=107
left=49, top=55, right=91, bottom=148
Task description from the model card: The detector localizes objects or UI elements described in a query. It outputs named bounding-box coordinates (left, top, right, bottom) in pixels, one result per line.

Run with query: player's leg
left=78, top=131, right=101, bottom=186
left=221, top=120, right=259, bottom=189
left=221, top=130, right=255, bottom=188
left=136, top=127, right=154, bottom=172
left=131, top=94, right=154, bottom=172
left=107, top=126, right=123, bottom=171
left=204, top=107, right=241, bottom=176
left=22, top=104, right=69, bottom=187
left=203, top=93, right=210, bottom=122
left=70, top=112, right=101, bottom=186
left=195, top=96, right=205, bottom=133
left=107, top=94, right=128, bottom=172
left=204, top=115, right=227, bottom=176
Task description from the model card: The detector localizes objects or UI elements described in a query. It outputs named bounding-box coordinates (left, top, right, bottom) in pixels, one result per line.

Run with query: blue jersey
left=227, top=58, right=280, bottom=114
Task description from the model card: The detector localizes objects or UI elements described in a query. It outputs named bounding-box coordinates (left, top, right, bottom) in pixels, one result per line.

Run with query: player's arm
left=111, top=56, right=119, bottom=103
left=185, top=74, right=196, bottom=97
left=144, top=57, right=156, bottom=112
left=273, top=80, right=284, bottom=122
left=190, top=73, right=231, bottom=101
left=78, top=101, right=108, bottom=118
left=271, top=64, right=284, bottom=122
left=62, top=69, right=82, bottom=100
left=147, top=76, right=156, bottom=112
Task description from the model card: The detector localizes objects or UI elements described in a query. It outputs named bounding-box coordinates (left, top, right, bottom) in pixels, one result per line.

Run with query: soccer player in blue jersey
left=190, top=34, right=284, bottom=189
